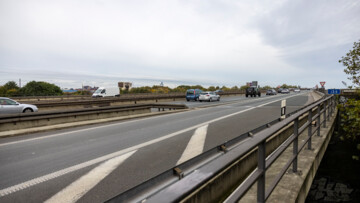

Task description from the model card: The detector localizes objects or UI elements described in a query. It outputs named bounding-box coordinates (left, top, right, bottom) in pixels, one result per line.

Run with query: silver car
left=198, top=92, right=220, bottom=102
left=0, top=97, right=38, bottom=114
left=281, top=89, right=290, bottom=94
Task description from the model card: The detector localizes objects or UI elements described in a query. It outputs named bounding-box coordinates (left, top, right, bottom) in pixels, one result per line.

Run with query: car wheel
left=209, top=98, right=212, bottom=102
left=218, top=97, right=220, bottom=101
left=254, top=94, right=256, bottom=97
left=200, top=100, right=202, bottom=102
left=23, top=108, right=33, bottom=113
left=246, top=94, right=248, bottom=97
left=259, top=93, right=261, bottom=97
left=186, top=99, right=189, bottom=101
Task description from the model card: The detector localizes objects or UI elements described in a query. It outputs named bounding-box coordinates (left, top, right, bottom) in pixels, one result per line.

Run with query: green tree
left=339, top=40, right=360, bottom=86
left=208, top=86, right=216, bottom=91
left=240, top=85, right=248, bottom=90
left=129, top=86, right=152, bottom=93
left=262, top=85, right=272, bottom=90
left=221, top=86, right=230, bottom=91
left=231, top=86, right=239, bottom=90
left=19, top=81, right=63, bottom=96
left=0, top=81, right=20, bottom=96
left=4, top=81, right=19, bottom=90
left=337, top=99, right=360, bottom=160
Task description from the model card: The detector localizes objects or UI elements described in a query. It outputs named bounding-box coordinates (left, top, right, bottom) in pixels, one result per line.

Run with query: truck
left=246, top=86, right=261, bottom=97
left=92, top=87, right=120, bottom=98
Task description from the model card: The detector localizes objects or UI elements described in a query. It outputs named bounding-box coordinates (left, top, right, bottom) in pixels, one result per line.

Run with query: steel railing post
left=317, top=104, right=321, bottom=136
left=323, top=101, right=327, bottom=128
left=327, top=100, right=330, bottom=121
left=257, top=141, right=266, bottom=203
left=329, top=97, right=332, bottom=115
left=307, top=109, right=312, bottom=150
left=293, top=118, right=299, bottom=172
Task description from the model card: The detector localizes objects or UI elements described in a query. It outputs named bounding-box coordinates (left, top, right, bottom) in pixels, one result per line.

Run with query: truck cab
left=246, top=86, right=261, bottom=97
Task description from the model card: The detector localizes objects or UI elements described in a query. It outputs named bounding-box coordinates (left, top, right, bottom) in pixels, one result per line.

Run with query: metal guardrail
left=10, top=91, right=251, bottom=104
left=106, top=94, right=335, bottom=203
left=0, top=103, right=187, bottom=125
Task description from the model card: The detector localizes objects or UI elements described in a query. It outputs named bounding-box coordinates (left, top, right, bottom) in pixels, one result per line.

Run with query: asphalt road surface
left=0, top=91, right=314, bottom=203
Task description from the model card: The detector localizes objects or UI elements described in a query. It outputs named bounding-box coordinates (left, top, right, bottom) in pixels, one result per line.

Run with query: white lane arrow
left=45, top=150, right=136, bottom=203
left=177, top=125, right=208, bottom=165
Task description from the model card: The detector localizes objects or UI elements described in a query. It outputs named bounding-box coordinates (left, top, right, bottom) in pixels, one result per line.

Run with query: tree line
left=0, top=80, right=302, bottom=97
left=0, top=81, right=62, bottom=97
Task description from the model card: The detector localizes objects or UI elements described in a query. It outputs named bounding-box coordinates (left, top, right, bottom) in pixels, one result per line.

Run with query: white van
left=92, top=87, right=120, bottom=97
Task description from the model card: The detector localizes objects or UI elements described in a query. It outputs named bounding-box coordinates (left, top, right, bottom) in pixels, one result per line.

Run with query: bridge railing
left=106, top=94, right=336, bottom=203
left=224, top=95, right=335, bottom=202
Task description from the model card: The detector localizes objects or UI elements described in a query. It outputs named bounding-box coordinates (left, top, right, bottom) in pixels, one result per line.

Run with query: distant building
left=62, top=89, right=78, bottom=93
left=118, top=82, right=132, bottom=91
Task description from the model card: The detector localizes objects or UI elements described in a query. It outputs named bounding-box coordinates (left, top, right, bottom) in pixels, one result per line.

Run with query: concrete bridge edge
left=295, top=108, right=337, bottom=203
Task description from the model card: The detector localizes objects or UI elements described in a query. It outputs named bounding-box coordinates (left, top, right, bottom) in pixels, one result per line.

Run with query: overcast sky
left=1, top=0, right=359, bottom=89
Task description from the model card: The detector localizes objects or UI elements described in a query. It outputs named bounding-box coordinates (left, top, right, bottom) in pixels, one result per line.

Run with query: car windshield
left=94, top=88, right=103, bottom=94
left=186, top=90, right=194, bottom=95
left=200, top=92, right=209, bottom=95
left=0, top=99, right=17, bottom=105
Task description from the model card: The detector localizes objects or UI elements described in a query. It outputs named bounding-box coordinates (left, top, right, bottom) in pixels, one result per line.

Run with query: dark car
left=186, top=89, right=202, bottom=101
left=246, top=86, right=261, bottom=97
left=277, top=88, right=283, bottom=93
left=266, top=89, right=277, bottom=95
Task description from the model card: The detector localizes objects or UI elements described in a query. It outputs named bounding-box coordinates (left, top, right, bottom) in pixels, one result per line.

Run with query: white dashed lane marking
left=0, top=150, right=137, bottom=198
left=45, top=150, right=136, bottom=203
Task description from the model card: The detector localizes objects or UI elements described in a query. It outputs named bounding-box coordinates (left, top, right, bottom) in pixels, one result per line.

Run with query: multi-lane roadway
left=0, top=91, right=314, bottom=202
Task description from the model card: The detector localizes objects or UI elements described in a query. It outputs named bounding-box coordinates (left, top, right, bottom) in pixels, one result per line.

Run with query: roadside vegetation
left=338, top=39, right=360, bottom=160
left=1, top=81, right=301, bottom=97
left=0, top=81, right=63, bottom=97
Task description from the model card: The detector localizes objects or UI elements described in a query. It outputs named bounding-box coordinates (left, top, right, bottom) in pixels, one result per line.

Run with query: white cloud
left=0, top=0, right=359, bottom=88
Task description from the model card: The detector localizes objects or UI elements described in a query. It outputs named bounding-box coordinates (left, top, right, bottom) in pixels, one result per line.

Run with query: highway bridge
left=0, top=91, right=336, bottom=202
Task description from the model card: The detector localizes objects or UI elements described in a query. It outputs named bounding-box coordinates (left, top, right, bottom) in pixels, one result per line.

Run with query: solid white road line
left=0, top=150, right=137, bottom=198
left=177, top=125, right=208, bottom=165
left=45, top=150, right=136, bottom=203
left=0, top=93, right=305, bottom=197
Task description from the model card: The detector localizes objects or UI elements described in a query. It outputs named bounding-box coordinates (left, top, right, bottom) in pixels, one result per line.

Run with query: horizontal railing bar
left=265, top=153, right=298, bottom=200
left=266, top=133, right=296, bottom=169
left=223, top=169, right=263, bottom=203
left=298, top=133, right=313, bottom=153
left=298, top=121, right=309, bottom=135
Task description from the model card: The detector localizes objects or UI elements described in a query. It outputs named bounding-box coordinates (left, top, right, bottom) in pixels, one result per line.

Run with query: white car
left=294, top=89, right=301, bottom=93
left=0, top=97, right=38, bottom=114
left=198, top=92, right=220, bottom=102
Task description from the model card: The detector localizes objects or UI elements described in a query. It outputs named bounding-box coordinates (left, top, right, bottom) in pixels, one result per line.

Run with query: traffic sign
left=320, top=81, right=326, bottom=87
left=328, top=89, right=340, bottom=94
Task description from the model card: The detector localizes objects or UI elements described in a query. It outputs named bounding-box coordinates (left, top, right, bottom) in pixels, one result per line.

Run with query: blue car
left=186, top=89, right=202, bottom=101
